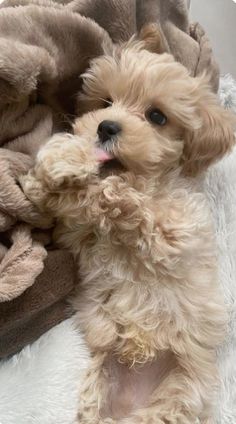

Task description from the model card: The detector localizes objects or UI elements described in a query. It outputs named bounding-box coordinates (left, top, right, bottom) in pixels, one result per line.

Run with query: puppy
left=21, top=26, right=235, bottom=424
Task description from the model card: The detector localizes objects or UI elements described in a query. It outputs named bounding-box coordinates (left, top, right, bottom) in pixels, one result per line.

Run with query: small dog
left=22, top=26, right=235, bottom=424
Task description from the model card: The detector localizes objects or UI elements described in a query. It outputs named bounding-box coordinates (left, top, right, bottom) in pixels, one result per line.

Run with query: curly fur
left=21, top=26, right=235, bottom=424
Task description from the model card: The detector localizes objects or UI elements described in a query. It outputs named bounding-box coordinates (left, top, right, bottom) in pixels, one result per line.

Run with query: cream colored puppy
left=22, top=26, right=235, bottom=424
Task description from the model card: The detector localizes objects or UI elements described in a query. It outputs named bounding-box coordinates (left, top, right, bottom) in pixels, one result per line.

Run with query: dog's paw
left=19, top=171, right=53, bottom=225
left=34, top=133, right=99, bottom=190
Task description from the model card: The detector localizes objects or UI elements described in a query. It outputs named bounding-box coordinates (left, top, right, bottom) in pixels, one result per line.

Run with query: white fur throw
left=0, top=319, right=90, bottom=424
left=205, top=75, right=236, bottom=424
left=0, top=75, right=235, bottom=424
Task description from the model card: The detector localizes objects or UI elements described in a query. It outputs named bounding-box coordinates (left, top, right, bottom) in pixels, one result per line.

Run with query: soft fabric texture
left=207, top=150, right=236, bottom=424
left=205, top=73, right=236, bottom=424
left=0, top=75, right=235, bottom=424
left=68, top=0, right=219, bottom=92
left=0, top=0, right=220, bottom=358
left=0, top=249, right=76, bottom=358
left=0, top=319, right=90, bottom=424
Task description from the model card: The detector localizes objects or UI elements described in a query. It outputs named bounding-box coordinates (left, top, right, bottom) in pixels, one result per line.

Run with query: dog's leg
left=78, top=353, right=118, bottom=424
left=21, top=132, right=100, bottom=191
left=78, top=352, right=106, bottom=424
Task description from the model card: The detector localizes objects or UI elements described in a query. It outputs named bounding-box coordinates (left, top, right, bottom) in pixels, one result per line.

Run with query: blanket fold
left=0, top=0, right=220, bottom=358
left=0, top=249, right=76, bottom=358
left=0, top=225, right=47, bottom=302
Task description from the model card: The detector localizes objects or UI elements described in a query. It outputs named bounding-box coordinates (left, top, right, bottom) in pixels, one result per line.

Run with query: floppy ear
left=138, top=23, right=168, bottom=54
left=182, top=79, right=236, bottom=176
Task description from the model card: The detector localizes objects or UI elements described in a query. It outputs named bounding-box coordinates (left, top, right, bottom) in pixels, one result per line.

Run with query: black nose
left=97, top=120, right=121, bottom=143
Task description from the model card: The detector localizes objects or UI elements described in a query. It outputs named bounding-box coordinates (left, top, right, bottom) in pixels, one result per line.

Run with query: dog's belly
left=100, top=351, right=177, bottom=420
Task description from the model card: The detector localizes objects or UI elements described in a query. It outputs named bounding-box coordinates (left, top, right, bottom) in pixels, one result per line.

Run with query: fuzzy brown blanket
left=0, top=0, right=219, bottom=358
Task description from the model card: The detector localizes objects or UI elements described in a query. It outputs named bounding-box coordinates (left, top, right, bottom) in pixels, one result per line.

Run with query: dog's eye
left=103, top=98, right=113, bottom=108
left=147, top=108, right=167, bottom=126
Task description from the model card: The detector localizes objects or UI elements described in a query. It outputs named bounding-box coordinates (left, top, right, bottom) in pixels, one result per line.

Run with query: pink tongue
left=95, top=148, right=113, bottom=163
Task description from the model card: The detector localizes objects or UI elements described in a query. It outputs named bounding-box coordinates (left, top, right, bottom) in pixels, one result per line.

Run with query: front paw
left=34, top=133, right=99, bottom=190
left=20, top=171, right=53, bottom=227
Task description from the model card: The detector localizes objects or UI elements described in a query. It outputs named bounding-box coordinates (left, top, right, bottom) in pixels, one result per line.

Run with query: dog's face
left=74, top=36, right=235, bottom=177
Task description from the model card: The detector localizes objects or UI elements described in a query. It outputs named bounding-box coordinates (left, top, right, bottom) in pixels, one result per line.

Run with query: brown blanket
left=0, top=0, right=219, bottom=358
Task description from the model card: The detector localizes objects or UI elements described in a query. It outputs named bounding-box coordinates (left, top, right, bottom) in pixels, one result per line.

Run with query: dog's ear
left=182, top=79, right=236, bottom=176
left=138, top=23, right=168, bottom=54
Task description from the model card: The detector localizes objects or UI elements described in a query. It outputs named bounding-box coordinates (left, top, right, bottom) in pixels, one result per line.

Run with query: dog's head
left=75, top=25, right=235, bottom=177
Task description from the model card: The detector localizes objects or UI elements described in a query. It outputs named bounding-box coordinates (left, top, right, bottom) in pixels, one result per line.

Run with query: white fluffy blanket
left=0, top=75, right=235, bottom=424
left=0, top=319, right=89, bottom=424
left=205, top=75, right=236, bottom=424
